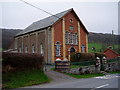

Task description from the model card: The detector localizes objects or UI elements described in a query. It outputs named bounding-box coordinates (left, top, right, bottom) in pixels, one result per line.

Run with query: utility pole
left=112, top=30, right=114, bottom=50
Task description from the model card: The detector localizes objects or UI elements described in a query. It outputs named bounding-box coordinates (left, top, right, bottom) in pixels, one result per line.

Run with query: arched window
left=73, top=34, right=75, bottom=44
left=19, top=47, right=22, bottom=53
left=25, top=46, right=28, bottom=53
left=55, top=42, right=61, bottom=56
left=65, top=31, right=69, bottom=44
left=75, top=33, right=78, bottom=45
left=40, top=43, right=44, bottom=55
left=70, top=33, right=73, bottom=44
left=32, top=44, right=35, bottom=53
left=81, top=44, right=85, bottom=53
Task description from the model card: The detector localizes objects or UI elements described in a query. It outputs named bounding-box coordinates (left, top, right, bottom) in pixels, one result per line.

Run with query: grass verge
left=108, top=71, right=120, bottom=74
left=66, top=73, right=105, bottom=79
left=2, top=69, right=50, bottom=89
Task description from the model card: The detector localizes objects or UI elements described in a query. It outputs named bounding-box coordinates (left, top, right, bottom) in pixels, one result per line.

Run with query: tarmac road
left=23, top=71, right=119, bottom=89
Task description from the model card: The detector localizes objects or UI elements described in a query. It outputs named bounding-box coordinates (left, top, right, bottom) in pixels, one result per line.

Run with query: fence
left=107, top=58, right=118, bottom=63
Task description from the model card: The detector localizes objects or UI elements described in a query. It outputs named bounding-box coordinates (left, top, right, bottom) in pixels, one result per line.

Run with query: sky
left=0, top=0, right=119, bottom=34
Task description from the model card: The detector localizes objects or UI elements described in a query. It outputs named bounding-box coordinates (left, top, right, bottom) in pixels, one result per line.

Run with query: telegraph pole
left=112, top=30, right=114, bottom=50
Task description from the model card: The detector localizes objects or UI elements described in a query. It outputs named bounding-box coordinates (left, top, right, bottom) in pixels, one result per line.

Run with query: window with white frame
left=65, top=31, right=69, bottom=44
left=70, top=33, right=73, bottom=44
left=81, top=44, right=85, bottom=53
left=75, top=34, right=78, bottom=44
left=19, top=47, right=22, bottom=53
left=55, top=42, right=61, bottom=56
left=25, top=46, right=28, bottom=53
left=69, top=26, right=74, bottom=30
left=68, top=33, right=71, bottom=44
left=40, top=43, right=44, bottom=55
left=32, top=44, right=35, bottom=53
left=73, top=34, right=75, bottom=44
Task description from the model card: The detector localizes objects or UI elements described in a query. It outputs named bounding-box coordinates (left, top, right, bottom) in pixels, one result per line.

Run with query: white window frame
left=40, top=43, right=44, bottom=55
left=19, top=47, right=22, bottom=53
left=32, top=44, right=35, bottom=53
left=55, top=42, right=61, bottom=56
left=25, top=46, right=28, bottom=53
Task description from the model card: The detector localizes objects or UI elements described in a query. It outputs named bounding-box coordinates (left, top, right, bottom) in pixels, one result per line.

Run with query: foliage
left=66, top=73, right=105, bottom=79
left=70, top=53, right=95, bottom=62
left=108, top=71, right=120, bottom=74
left=95, top=53, right=106, bottom=59
left=2, top=69, right=50, bottom=89
left=2, top=52, right=44, bottom=72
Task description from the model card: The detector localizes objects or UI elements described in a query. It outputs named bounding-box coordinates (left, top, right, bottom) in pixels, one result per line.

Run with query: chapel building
left=15, top=8, right=89, bottom=63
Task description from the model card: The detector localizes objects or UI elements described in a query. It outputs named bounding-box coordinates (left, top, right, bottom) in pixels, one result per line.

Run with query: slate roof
left=16, top=8, right=72, bottom=36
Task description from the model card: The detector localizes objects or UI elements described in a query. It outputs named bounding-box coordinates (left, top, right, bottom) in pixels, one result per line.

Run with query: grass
left=88, top=42, right=120, bottom=53
left=108, top=71, right=120, bottom=74
left=66, top=73, right=105, bottom=79
left=2, top=69, right=51, bottom=89
left=88, top=43, right=103, bottom=53
left=70, top=65, right=80, bottom=68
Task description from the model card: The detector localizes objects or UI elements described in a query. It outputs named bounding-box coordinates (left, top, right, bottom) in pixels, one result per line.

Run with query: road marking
left=94, top=74, right=120, bottom=79
left=91, top=84, right=109, bottom=90
left=96, top=84, right=109, bottom=88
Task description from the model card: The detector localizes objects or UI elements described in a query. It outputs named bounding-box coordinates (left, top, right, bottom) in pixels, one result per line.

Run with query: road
left=23, top=73, right=119, bottom=89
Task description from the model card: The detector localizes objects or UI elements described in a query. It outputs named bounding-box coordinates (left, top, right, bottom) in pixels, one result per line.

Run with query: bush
left=95, top=53, right=106, bottom=59
left=70, top=52, right=106, bottom=62
left=70, top=53, right=95, bottom=62
left=2, top=52, right=44, bottom=72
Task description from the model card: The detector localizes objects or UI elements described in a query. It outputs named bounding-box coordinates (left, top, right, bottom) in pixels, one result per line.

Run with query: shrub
left=70, top=52, right=106, bottom=62
left=2, top=52, right=44, bottom=72
left=95, top=53, right=106, bottom=59
left=70, top=53, right=95, bottom=62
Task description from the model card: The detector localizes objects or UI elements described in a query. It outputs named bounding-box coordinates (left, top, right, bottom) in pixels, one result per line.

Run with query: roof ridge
left=32, top=8, right=73, bottom=24
left=16, top=8, right=73, bottom=36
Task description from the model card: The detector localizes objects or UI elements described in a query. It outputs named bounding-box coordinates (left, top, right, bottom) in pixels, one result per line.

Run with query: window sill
left=55, top=56, right=63, bottom=57
left=65, top=44, right=78, bottom=46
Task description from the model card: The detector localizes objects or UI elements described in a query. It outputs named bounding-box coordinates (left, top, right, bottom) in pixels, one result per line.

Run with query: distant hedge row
left=70, top=53, right=106, bottom=62
left=2, top=52, right=44, bottom=72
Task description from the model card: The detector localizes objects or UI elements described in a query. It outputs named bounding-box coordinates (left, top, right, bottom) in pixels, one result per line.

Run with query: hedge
left=70, top=52, right=106, bottom=62
left=2, top=52, right=44, bottom=72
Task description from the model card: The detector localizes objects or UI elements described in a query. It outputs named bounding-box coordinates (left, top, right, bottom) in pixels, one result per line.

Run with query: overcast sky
left=0, top=0, right=119, bottom=34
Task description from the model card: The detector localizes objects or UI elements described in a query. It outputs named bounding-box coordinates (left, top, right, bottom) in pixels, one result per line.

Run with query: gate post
left=95, top=57, right=100, bottom=73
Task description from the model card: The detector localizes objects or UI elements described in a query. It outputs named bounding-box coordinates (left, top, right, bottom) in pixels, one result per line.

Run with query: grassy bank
left=88, top=42, right=120, bottom=53
left=108, top=71, right=120, bottom=74
left=3, top=69, right=50, bottom=89
left=66, top=73, right=105, bottom=79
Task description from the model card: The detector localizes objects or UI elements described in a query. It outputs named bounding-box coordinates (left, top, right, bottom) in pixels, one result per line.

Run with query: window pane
left=69, top=26, right=74, bottom=30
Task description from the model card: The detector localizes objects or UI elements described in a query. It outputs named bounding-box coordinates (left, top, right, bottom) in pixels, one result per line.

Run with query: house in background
left=14, top=8, right=89, bottom=63
left=103, top=48, right=120, bottom=59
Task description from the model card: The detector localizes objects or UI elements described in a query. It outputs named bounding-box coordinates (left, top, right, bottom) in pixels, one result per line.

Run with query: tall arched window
left=70, top=33, right=73, bottom=44
left=75, top=33, right=78, bottom=45
left=19, top=47, right=22, bottom=53
left=65, top=31, right=69, bottom=44
left=32, top=44, right=35, bottom=53
left=81, top=44, right=85, bottom=53
left=55, top=42, right=61, bottom=56
left=25, top=46, right=28, bottom=53
left=40, top=43, right=44, bottom=55
left=73, top=34, right=75, bottom=44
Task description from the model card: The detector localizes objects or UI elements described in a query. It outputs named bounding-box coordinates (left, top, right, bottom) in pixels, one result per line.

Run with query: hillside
left=88, top=32, right=120, bottom=45
left=88, top=32, right=120, bottom=54
left=1, top=29, right=119, bottom=53
left=1, top=28, right=22, bottom=50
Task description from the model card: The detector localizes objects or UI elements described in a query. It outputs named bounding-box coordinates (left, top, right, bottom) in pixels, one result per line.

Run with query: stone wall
left=68, top=60, right=120, bottom=75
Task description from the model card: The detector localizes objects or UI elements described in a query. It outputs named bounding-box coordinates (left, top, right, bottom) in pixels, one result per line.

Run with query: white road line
left=96, top=84, right=109, bottom=88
